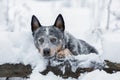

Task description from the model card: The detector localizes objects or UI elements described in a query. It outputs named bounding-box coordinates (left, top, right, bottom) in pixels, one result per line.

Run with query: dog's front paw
left=57, top=49, right=72, bottom=59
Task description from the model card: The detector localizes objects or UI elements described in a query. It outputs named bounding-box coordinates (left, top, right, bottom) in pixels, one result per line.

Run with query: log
left=0, top=63, right=32, bottom=77
left=41, top=60, right=120, bottom=78
left=41, top=66, right=94, bottom=78
left=0, top=60, right=120, bottom=78
left=103, top=60, right=120, bottom=73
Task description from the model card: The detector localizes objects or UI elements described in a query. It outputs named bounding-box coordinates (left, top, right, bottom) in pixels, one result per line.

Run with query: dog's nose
left=43, top=48, right=50, bottom=56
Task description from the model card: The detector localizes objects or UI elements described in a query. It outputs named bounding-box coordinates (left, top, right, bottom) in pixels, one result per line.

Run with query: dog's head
left=31, top=14, right=65, bottom=58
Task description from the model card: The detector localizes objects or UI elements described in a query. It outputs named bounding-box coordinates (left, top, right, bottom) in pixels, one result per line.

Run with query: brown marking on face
left=36, top=44, right=63, bottom=57
left=50, top=44, right=63, bottom=57
left=56, top=44, right=63, bottom=53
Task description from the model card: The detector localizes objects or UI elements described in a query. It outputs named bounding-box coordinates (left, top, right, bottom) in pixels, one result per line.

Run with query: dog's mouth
left=43, top=56, right=54, bottom=60
left=43, top=52, right=58, bottom=59
left=43, top=54, right=55, bottom=59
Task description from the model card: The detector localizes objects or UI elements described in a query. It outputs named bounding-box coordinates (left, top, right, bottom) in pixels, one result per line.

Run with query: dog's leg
left=56, top=49, right=72, bottom=59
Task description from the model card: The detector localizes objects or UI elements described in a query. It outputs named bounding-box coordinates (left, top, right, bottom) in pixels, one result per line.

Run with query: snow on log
left=103, top=60, right=120, bottom=73
left=102, top=32, right=120, bottom=63
left=41, top=59, right=120, bottom=78
left=0, top=60, right=120, bottom=78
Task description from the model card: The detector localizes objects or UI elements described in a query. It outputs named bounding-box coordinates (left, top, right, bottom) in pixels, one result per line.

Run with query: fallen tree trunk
left=0, top=60, right=120, bottom=78
left=41, top=60, right=120, bottom=78
left=0, top=63, right=32, bottom=77
left=103, top=60, right=120, bottom=73
left=40, top=65, right=94, bottom=78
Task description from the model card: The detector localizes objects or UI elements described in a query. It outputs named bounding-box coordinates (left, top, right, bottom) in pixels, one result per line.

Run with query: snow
left=111, top=0, right=120, bottom=16
left=74, top=53, right=104, bottom=69
left=0, top=31, right=46, bottom=71
left=81, top=70, right=120, bottom=80
left=102, top=31, right=120, bottom=63
left=0, top=0, right=120, bottom=80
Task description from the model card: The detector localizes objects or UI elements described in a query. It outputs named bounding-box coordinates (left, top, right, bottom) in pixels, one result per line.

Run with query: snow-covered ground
left=0, top=0, right=120, bottom=80
left=102, top=31, right=120, bottom=63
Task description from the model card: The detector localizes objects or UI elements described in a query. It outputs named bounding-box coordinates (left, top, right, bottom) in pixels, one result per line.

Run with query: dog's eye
left=39, top=38, right=44, bottom=44
left=50, top=38, right=57, bottom=43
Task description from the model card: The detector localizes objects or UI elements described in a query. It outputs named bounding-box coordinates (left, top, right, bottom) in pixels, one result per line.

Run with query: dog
left=31, top=14, right=98, bottom=59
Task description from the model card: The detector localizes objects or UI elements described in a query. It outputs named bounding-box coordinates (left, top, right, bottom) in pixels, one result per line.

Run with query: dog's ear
left=54, top=14, right=65, bottom=31
left=31, top=15, right=41, bottom=32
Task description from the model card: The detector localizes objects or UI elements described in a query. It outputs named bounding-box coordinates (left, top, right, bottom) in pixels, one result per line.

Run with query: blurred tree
left=0, top=0, right=8, bottom=25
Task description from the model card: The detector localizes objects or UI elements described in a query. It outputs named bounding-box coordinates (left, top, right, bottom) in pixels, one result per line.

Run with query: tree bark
left=0, top=60, right=120, bottom=78
left=41, top=60, right=120, bottom=78
left=0, top=63, right=32, bottom=77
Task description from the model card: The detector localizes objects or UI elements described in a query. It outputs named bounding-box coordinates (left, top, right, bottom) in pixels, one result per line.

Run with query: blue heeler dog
left=31, top=14, right=98, bottom=59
